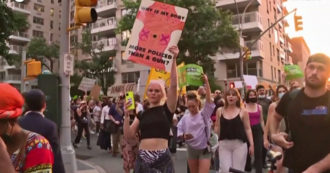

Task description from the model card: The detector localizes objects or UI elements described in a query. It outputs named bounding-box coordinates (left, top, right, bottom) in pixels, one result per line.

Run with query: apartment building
left=1, top=0, right=62, bottom=90
left=214, top=0, right=288, bottom=89
left=70, top=0, right=149, bottom=96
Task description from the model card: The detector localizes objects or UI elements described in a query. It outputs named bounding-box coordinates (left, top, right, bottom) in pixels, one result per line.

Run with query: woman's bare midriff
left=139, top=138, right=168, bottom=150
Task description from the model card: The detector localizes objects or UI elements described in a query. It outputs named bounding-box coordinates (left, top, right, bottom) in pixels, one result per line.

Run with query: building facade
left=214, top=0, right=288, bottom=89
left=1, top=0, right=62, bottom=90
left=289, top=36, right=310, bottom=71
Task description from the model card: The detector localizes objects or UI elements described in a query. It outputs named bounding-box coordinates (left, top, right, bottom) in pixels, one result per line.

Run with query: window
left=34, top=4, right=44, bottom=12
left=32, top=30, right=43, bottom=38
left=273, top=45, right=275, bottom=56
left=259, top=61, right=263, bottom=77
left=268, top=19, right=271, bottom=37
left=278, top=70, right=281, bottom=83
left=50, top=33, right=53, bottom=41
left=121, top=51, right=127, bottom=64
left=227, top=63, right=238, bottom=78
left=271, top=66, right=274, bottom=81
left=269, top=42, right=272, bottom=61
left=50, top=20, right=53, bottom=29
left=33, top=16, right=44, bottom=25
left=50, top=8, right=54, bottom=17
left=121, top=30, right=131, bottom=46
left=70, top=35, right=78, bottom=46
left=51, top=0, right=54, bottom=4
left=274, top=67, right=277, bottom=81
left=277, top=48, right=280, bottom=65
left=122, top=72, right=140, bottom=84
left=266, top=0, right=269, bottom=13
left=247, top=62, right=257, bottom=76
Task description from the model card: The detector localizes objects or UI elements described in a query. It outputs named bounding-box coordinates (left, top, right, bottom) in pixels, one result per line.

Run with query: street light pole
left=59, top=0, right=77, bottom=172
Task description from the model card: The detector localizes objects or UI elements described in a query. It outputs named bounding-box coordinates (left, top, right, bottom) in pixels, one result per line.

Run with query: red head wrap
left=0, top=83, right=24, bottom=119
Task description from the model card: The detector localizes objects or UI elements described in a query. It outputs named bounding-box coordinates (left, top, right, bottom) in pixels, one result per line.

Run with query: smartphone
left=125, top=91, right=135, bottom=110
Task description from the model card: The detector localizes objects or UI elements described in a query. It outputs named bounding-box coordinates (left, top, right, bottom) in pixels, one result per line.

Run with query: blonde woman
left=214, top=88, right=254, bottom=172
left=123, top=46, right=179, bottom=173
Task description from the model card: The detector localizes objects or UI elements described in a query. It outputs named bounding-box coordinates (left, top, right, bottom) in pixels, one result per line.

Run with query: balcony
left=91, top=18, right=117, bottom=36
left=216, top=0, right=261, bottom=9
left=8, top=45, right=23, bottom=55
left=7, top=1, right=30, bottom=15
left=96, top=0, right=117, bottom=17
left=9, top=32, right=30, bottom=43
left=232, top=11, right=263, bottom=32
left=216, top=40, right=264, bottom=61
left=93, top=37, right=117, bottom=52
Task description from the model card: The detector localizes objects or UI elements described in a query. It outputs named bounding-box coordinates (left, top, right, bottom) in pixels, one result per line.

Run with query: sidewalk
left=77, top=159, right=106, bottom=173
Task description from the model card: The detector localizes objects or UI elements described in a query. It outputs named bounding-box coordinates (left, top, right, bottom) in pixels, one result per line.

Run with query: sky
left=284, top=0, right=330, bottom=57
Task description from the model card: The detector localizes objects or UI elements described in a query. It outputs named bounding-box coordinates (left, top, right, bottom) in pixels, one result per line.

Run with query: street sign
left=64, top=53, right=74, bottom=76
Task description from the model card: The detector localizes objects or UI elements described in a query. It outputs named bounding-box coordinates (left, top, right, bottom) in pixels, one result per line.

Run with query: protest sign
left=123, top=0, right=188, bottom=72
left=185, top=64, right=204, bottom=86
left=90, top=85, right=101, bottom=100
left=284, top=64, right=304, bottom=80
left=78, top=77, right=96, bottom=92
left=243, top=75, right=258, bottom=89
left=107, top=83, right=137, bottom=96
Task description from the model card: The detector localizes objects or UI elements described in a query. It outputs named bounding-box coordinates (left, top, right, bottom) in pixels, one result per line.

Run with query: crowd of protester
left=0, top=51, right=329, bottom=173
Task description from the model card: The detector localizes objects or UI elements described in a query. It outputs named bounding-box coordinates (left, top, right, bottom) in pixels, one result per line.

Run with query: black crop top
left=137, top=104, right=173, bottom=140
left=219, top=114, right=247, bottom=142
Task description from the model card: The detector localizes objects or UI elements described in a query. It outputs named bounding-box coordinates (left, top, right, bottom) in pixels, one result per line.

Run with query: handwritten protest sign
left=90, top=85, right=101, bottom=100
left=123, top=0, right=188, bottom=72
left=78, top=77, right=96, bottom=92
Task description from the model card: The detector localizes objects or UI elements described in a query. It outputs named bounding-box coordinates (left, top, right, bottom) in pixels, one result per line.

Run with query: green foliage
left=117, top=0, right=239, bottom=75
left=0, top=1, right=29, bottom=65
left=74, top=28, right=115, bottom=94
left=27, top=38, right=59, bottom=72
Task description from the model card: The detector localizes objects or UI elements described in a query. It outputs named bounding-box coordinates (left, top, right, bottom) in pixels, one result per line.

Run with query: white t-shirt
left=93, top=106, right=101, bottom=122
left=100, top=105, right=111, bottom=124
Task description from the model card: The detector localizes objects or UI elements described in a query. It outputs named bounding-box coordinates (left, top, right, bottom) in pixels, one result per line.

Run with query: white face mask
left=258, top=95, right=266, bottom=99
left=278, top=93, right=285, bottom=99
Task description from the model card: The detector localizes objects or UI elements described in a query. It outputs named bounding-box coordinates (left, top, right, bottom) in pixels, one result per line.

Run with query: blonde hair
left=147, top=80, right=167, bottom=104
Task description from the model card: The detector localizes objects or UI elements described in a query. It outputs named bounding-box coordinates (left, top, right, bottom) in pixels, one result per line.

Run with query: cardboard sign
left=90, top=85, right=101, bottom=100
left=123, top=0, right=188, bottom=72
left=107, top=83, right=136, bottom=96
left=78, top=77, right=96, bottom=92
left=284, top=64, right=304, bottom=80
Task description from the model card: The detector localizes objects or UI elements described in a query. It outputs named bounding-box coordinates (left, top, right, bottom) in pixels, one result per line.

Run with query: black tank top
left=219, top=113, right=247, bottom=142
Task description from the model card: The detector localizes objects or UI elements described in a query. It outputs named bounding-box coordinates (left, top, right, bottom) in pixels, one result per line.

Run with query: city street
left=74, top=134, right=217, bottom=173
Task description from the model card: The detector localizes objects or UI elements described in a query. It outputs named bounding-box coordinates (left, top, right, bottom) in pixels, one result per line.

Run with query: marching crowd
left=0, top=47, right=329, bottom=173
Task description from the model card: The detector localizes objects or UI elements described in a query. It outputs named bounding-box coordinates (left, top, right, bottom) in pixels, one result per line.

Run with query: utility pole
left=59, top=0, right=77, bottom=172
left=20, top=50, right=26, bottom=92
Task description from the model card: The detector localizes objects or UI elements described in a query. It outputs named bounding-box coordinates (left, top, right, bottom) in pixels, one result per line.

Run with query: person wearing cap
left=269, top=53, right=330, bottom=173
left=0, top=83, right=54, bottom=172
left=73, top=100, right=92, bottom=149
left=19, top=89, right=65, bottom=173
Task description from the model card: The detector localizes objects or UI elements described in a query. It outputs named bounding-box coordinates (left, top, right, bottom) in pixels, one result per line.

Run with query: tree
left=27, top=38, right=59, bottom=72
left=74, top=28, right=116, bottom=94
left=117, top=0, right=239, bottom=76
left=0, top=1, right=29, bottom=65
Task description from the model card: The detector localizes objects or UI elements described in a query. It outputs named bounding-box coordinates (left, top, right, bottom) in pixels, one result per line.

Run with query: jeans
left=74, top=122, right=90, bottom=146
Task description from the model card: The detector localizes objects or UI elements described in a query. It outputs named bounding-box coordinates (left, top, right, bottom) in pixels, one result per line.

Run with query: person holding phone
left=123, top=46, right=179, bottom=173
left=177, top=74, right=215, bottom=173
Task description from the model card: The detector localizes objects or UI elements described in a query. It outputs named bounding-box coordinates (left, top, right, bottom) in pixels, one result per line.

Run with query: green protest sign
left=284, top=64, right=304, bottom=80
left=184, top=64, right=204, bottom=86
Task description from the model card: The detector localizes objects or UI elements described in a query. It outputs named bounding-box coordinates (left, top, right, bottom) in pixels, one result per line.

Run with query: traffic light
left=229, top=82, right=235, bottom=89
left=243, top=46, right=252, bottom=60
left=74, top=0, right=98, bottom=25
left=25, top=59, right=41, bottom=77
left=294, top=14, right=303, bottom=31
